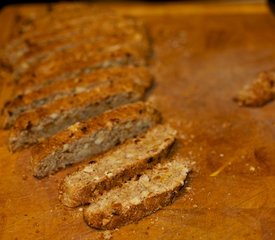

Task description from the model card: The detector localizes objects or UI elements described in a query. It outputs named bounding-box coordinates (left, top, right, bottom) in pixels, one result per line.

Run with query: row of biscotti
left=28, top=101, right=190, bottom=229
left=7, top=66, right=153, bottom=151
left=2, top=9, right=152, bottom=140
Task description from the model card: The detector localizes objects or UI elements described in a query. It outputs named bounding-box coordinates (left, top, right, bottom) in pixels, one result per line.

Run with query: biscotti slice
left=60, top=124, right=176, bottom=207
left=17, top=47, right=148, bottom=94
left=30, top=102, right=161, bottom=178
left=9, top=77, right=153, bottom=152
left=233, top=70, right=275, bottom=107
left=4, top=66, right=152, bottom=129
left=84, top=160, right=190, bottom=230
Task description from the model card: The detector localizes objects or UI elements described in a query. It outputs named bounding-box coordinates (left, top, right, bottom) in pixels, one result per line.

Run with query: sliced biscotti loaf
left=16, top=47, right=148, bottom=95
left=9, top=77, right=153, bottom=152
left=4, top=66, right=152, bottom=129
left=84, top=160, right=189, bottom=230
left=30, top=102, right=161, bottom=178
left=60, top=124, right=176, bottom=207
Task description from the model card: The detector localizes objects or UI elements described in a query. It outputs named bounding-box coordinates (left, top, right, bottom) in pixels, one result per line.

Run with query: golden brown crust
left=234, top=70, right=275, bottom=107
left=30, top=102, right=161, bottom=177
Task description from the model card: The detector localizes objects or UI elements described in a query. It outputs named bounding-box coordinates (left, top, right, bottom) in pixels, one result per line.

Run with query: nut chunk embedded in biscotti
left=83, top=160, right=190, bottom=230
left=30, top=101, right=161, bottom=178
left=60, top=124, right=177, bottom=208
left=234, top=70, right=275, bottom=107
left=9, top=76, right=153, bottom=152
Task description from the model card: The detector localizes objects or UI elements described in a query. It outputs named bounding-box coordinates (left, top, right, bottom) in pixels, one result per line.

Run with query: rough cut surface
left=84, top=160, right=189, bottom=230
left=9, top=77, right=153, bottom=152
left=4, top=66, right=152, bottom=129
left=30, top=102, right=161, bottom=178
left=234, top=70, right=275, bottom=107
left=60, top=124, right=177, bottom=207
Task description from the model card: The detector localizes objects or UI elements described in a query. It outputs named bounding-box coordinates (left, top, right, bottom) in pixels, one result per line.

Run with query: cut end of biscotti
left=83, top=159, right=190, bottom=230
left=60, top=123, right=177, bottom=207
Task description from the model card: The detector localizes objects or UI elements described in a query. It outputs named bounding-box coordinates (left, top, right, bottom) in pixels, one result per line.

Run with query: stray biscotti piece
left=60, top=124, right=177, bottom=207
left=4, top=66, right=152, bottom=129
left=84, top=160, right=189, bottom=230
left=234, top=70, right=275, bottom=107
left=9, top=76, right=153, bottom=152
left=30, top=102, right=161, bottom=178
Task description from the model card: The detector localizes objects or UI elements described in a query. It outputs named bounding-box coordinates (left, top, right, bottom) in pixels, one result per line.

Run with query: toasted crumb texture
left=84, top=160, right=189, bottom=230
left=30, top=102, right=161, bottom=178
left=9, top=77, right=153, bottom=152
left=4, top=66, right=152, bottom=129
left=60, top=124, right=177, bottom=207
left=234, top=70, right=275, bottom=107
